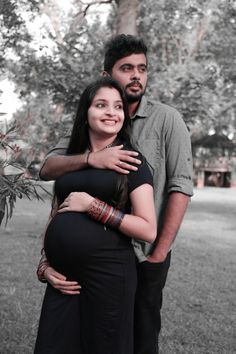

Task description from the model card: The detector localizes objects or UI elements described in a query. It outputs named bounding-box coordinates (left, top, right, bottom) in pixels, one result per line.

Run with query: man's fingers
left=57, top=207, right=67, bottom=213
left=117, top=161, right=139, bottom=172
left=112, top=146, right=140, bottom=160
left=120, top=149, right=139, bottom=157
left=113, top=166, right=130, bottom=174
left=118, top=154, right=141, bottom=166
left=114, top=144, right=124, bottom=150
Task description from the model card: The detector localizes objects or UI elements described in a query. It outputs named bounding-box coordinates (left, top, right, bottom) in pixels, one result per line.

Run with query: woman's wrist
left=37, top=261, right=50, bottom=283
left=37, top=253, right=50, bottom=283
left=87, top=198, right=124, bottom=229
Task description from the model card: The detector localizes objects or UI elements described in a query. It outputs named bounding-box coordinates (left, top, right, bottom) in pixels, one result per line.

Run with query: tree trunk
left=115, top=0, right=139, bottom=35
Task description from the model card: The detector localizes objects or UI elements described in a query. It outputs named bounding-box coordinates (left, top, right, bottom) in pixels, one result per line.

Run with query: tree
left=138, top=0, right=236, bottom=138
left=115, top=0, right=139, bottom=34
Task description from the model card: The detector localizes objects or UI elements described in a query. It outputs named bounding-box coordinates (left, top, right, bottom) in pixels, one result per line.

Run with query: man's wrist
left=87, top=151, right=95, bottom=167
left=85, top=151, right=91, bottom=167
left=151, top=245, right=169, bottom=262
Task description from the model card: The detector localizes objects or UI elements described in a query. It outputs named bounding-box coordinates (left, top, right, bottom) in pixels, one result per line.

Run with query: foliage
left=0, top=124, right=50, bottom=226
left=1, top=0, right=236, bottom=170
left=11, top=95, right=70, bottom=165
left=139, top=0, right=236, bottom=137
left=0, top=0, right=41, bottom=73
left=1, top=0, right=115, bottom=164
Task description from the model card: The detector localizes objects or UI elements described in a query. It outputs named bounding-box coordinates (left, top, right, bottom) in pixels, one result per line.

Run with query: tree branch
left=74, top=0, right=113, bottom=19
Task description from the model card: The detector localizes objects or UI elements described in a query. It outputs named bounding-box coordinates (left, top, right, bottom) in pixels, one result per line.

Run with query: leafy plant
left=0, top=124, right=50, bottom=226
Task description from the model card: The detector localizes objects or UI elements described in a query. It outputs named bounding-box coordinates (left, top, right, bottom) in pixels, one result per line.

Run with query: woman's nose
left=106, top=106, right=115, bottom=116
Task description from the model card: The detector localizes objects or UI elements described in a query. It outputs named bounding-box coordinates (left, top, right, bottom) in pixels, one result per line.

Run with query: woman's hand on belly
left=58, top=192, right=95, bottom=213
left=44, top=266, right=81, bottom=295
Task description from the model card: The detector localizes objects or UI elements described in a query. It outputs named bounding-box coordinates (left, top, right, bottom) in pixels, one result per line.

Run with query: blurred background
left=1, top=0, right=236, bottom=189
left=0, top=1, right=236, bottom=353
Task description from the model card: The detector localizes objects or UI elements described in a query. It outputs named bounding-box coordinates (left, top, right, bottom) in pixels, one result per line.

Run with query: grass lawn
left=0, top=187, right=235, bottom=354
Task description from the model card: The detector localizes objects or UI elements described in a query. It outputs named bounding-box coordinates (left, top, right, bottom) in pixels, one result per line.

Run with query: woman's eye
left=96, top=103, right=105, bottom=108
left=115, top=104, right=123, bottom=110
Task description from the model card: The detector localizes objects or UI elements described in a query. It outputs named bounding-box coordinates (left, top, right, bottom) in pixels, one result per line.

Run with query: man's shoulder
left=146, top=98, right=181, bottom=118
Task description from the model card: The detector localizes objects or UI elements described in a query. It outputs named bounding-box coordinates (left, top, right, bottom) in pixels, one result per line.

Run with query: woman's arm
left=58, top=186, right=157, bottom=243
left=119, top=184, right=156, bottom=242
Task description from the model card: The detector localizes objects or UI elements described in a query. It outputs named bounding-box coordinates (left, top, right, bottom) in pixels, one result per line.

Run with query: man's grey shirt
left=129, top=96, right=193, bottom=261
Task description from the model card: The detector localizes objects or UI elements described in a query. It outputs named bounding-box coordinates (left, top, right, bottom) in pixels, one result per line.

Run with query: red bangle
left=87, top=198, right=124, bottom=230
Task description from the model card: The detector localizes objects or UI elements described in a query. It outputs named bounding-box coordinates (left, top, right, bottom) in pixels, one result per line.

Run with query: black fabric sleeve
left=128, top=153, right=153, bottom=194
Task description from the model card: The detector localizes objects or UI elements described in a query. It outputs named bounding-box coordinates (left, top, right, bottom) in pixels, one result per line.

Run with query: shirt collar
left=131, top=95, right=148, bottom=120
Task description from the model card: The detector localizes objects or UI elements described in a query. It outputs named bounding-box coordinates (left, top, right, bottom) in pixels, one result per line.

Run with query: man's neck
left=128, top=101, right=140, bottom=117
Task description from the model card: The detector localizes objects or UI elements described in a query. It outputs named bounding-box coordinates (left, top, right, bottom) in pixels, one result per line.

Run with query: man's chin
left=126, top=92, right=144, bottom=103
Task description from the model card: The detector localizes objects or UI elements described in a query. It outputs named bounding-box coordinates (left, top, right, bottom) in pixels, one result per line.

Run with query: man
left=38, top=35, right=193, bottom=354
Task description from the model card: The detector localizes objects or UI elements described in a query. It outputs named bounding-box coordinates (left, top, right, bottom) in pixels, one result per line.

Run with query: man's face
left=110, top=53, right=148, bottom=103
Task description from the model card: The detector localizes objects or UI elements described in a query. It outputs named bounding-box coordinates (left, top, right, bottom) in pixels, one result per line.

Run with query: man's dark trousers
left=134, top=251, right=171, bottom=354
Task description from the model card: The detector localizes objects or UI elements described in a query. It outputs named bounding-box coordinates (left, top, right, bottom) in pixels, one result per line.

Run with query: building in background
left=192, top=133, right=236, bottom=188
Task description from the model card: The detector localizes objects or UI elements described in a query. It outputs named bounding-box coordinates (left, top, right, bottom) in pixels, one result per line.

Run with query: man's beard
left=125, top=80, right=146, bottom=103
left=125, top=91, right=144, bottom=103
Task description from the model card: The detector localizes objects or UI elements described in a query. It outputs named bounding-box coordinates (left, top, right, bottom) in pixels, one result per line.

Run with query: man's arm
left=148, top=192, right=189, bottom=263
left=147, top=108, right=193, bottom=263
left=40, top=154, right=88, bottom=180
left=40, top=145, right=142, bottom=181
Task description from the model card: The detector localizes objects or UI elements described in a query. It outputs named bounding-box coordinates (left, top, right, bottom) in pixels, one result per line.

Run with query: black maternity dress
left=34, top=158, right=153, bottom=354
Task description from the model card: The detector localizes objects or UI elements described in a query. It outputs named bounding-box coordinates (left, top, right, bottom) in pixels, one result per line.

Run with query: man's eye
left=122, top=66, right=131, bottom=72
left=139, top=66, right=147, bottom=73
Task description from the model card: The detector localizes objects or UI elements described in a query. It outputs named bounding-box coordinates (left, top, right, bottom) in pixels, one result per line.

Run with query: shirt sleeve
left=39, top=132, right=71, bottom=179
left=44, top=133, right=71, bottom=159
left=165, top=111, right=193, bottom=196
left=128, top=153, right=153, bottom=194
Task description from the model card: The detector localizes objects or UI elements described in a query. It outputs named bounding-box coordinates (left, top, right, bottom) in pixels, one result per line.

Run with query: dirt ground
left=0, top=186, right=235, bottom=354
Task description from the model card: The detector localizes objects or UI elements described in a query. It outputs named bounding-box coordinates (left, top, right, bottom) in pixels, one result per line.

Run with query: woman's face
left=87, top=87, right=125, bottom=139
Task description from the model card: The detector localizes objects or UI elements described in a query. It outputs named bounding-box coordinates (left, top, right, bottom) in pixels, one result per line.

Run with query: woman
left=34, top=77, right=156, bottom=354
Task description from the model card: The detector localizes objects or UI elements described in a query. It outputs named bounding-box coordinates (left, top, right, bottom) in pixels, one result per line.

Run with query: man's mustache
left=126, top=80, right=143, bottom=90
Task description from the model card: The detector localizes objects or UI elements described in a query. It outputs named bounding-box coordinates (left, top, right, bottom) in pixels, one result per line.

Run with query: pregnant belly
left=44, top=212, right=129, bottom=271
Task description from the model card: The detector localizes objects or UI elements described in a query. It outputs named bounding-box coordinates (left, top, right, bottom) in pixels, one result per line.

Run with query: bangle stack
left=37, top=253, right=50, bottom=283
left=87, top=198, right=124, bottom=230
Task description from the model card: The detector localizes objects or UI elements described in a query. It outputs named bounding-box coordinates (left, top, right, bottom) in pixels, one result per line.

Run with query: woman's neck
left=89, top=135, right=118, bottom=152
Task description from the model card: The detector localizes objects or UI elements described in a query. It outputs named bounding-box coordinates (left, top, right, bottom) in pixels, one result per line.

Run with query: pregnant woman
left=34, top=77, right=156, bottom=354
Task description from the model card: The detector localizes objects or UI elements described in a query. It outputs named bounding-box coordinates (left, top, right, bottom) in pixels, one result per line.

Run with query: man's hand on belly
left=44, top=267, right=81, bottom=295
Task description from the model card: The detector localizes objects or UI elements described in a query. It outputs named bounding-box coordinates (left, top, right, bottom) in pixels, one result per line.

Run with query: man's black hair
left=104, top=34, right=148, bottom=74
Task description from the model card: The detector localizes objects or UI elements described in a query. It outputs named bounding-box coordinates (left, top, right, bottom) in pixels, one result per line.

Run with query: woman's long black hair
left=67, top=76, right=132, bottom=208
